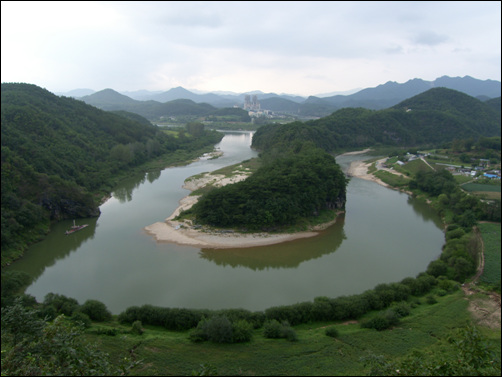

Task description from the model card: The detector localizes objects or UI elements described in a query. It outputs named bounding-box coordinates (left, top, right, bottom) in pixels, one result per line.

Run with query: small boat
left=65, top=220, right=89, bottom=235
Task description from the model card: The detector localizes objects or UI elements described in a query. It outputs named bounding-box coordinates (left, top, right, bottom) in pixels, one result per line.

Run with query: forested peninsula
left=1, top=83, right=223, bottom=265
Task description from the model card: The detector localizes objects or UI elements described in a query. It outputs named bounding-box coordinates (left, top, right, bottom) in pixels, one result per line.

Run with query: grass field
left=86, top=290, right=500, bottom=376
left=478, top=223, right=501, bottom=287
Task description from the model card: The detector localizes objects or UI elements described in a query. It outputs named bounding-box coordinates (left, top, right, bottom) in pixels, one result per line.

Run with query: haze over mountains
left=63, top=76, right=501, bottom=119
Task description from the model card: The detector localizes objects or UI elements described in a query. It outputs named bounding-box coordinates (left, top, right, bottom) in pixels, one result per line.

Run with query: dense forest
left=185, top=143, right=348, bottom=230
left=1, top=83, right=223, bottom=265
left=252, top=88, right=501, bottom=151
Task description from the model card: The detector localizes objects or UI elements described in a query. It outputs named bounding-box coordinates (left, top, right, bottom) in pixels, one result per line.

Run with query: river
left=8, top=131, right=445, bottom=314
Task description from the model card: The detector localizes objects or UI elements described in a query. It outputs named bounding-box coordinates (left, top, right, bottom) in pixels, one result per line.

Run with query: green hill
left=252, top=88, right=501, bottom=152
left=1, top=83, right=223, bottom=265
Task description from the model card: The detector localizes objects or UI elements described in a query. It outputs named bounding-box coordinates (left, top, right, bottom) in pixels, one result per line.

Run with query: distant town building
left=244, top=94, right=260, bottom=111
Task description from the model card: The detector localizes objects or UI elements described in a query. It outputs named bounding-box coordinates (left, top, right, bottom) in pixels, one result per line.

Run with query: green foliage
left=231, top=319, right=253, bottom=343
left=253, top=89, right=500, bottom=153
left=43, top=292, right=80, bottom=317
left=360, top=309, right=400, bottom=331
left=189, top=316, right=253, bottom=344
left=361, top=325, right=500, bottom=376
left=189, top=145, right=347, bottom=230
left=70, top=311, right=92, bottom=329
left=78, top=299, right=112, bottom=322
left=478, top=223, right=501, bottom=289
left=263, top=319, right=283, bottom=339
left=1, top=306, right=138, bottom=376
left=1, top=83, right=224, bottom=265
left=263, top=320, right=298, bottom=341
left=0, top=270, right=32, bottom=307
left=325, top=326, right=339, bottom=338
left=131, top=320, right=144, bottom=335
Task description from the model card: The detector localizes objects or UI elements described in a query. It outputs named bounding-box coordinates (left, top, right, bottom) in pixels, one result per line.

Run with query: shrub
left=78, top=299, right=112, bottom=322
left=232, top=319, right=253, bottom=343
left=189, top=318, right=209, bottom=343
left=70, top=311, right=91, bottom=329
left=325, top=326, right=339, bottom=338
left=361, top=309, right=399, bottom=331
left=43, top=293, right=79, bottom=316
left=391, top=302, right=411, bottom=318
left=204, top=316, right=233, bottom=344
left=282, top=325, right=298, bottom=342
left=263, top=319, right=283, bottom=339
left=131, top=320, right=144, bottom=335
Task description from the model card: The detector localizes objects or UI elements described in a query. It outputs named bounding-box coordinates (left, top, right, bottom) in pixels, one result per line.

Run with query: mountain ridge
left=67, top=75, right=500, bottom=118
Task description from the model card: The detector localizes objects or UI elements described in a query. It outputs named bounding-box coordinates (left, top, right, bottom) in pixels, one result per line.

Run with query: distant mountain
left=56, top=88, right=95, bottom=97
left=433, top=75, right=501, bottom=98
left=80, top=88, right=250, bottom=120
left=297, top=76, right=501, bottom=117
left=252, top=87, right=501, bottom=152
left=71, top=75, right=501, bottom=118
left=80, top=88, right=137, bottom=110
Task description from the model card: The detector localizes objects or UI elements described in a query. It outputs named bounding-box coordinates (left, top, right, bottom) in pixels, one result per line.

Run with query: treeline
left=183, top=143, right=348, bottom=230
left=409, top=168, right=500, bottom=285
left=114, top=272, right=451, bottom=337
left=1, top=83, right=223, bottom=265
left=252, top=88, right=501, bottom=152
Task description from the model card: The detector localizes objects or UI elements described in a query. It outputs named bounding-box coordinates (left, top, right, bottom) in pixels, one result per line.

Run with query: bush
left=43, top=293, right=80, bottom=316
left=131, top=320, right=144, bottom=335
left=325, top=326, right=339, bottom=338
left=391, top=302, right=411, bottom=318
left=282, top=325, right=298, bottom=342
left=263, top=320, right=297, bottom=341
left=232, top=319, right=253, bottom=343
left=203, top=316, right=234, bottom=344
left=361, top=309, right=399, bottom=331
left=78, top=299, right=112, bottom=322
left=70, top=311, right=91, bottom=329
left=263, top=319, right=283, bottom=339
left=189, top=318, right=209, bottom=343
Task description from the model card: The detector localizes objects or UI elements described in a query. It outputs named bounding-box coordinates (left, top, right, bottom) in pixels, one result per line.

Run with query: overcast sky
left=1, top=1, right=500, bottom=96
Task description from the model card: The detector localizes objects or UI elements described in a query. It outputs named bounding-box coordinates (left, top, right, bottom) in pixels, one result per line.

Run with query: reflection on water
left=6, top=217, right=98, bottom=282
left=200, top=215, right=346, bottom=270
left=7, top=138, right=445, bottom=314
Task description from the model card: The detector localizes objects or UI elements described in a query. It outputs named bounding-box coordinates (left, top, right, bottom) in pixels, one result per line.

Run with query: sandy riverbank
left=346, top=159, right=392, bottom=188
left=144, top=148, right=403, bottom=248
left=144, top=166, right=342, bottom=248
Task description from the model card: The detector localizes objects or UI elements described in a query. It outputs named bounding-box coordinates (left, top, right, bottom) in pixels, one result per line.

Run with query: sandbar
left=144, top=169, right=340, bottom=248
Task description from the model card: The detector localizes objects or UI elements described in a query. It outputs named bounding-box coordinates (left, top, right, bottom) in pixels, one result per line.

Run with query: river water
left=9, top=131, right=445, bottom=314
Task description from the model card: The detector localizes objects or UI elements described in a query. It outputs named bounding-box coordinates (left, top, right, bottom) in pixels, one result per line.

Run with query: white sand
left=144, top=168, right=339, bottom=248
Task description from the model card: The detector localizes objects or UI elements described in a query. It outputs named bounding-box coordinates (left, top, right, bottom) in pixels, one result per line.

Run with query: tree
left=1, top=299, right=139, bottom=375
left=78, top=299, right=112, bottom=322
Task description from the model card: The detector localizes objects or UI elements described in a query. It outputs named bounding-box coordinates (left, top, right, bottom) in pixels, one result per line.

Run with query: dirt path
left=461, top=226, right=501, bottom=329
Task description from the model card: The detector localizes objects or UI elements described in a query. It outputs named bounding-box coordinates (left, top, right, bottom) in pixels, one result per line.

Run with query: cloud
left=1, top=1, right=500, bottom=95
left=411, top=31, right=449, bottom=46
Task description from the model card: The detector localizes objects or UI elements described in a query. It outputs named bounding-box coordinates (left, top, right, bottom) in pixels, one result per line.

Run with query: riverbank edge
left=143, top=153, right=350, bottom=249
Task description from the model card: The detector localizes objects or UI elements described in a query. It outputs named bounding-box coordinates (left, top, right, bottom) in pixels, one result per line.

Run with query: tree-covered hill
left=252, top=88, right=501, bottom=152
left=1, top=83, right=223, bottom=265
left=185, top=144, right=348, bottom=230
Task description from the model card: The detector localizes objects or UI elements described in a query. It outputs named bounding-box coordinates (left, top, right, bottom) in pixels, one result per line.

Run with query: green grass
left=87, top=291, right=500, bottom=376
left=373, top=170, right=410, bottom=187
left=462, top=183, right=501, bottom=193
left=478, top=223, right=501, bottom=287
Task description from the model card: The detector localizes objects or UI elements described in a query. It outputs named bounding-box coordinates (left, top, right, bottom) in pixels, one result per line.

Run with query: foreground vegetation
left=2, top=84, right=500, bottom=375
